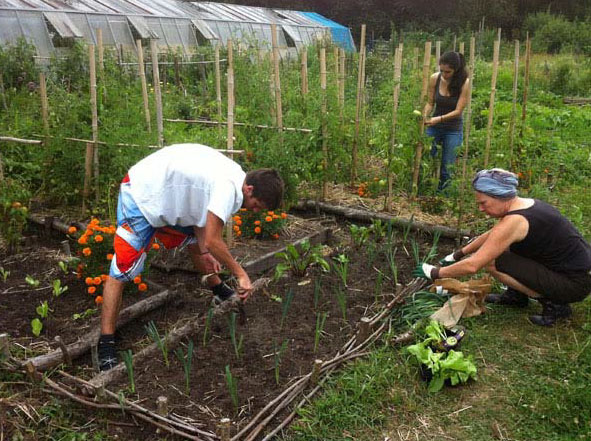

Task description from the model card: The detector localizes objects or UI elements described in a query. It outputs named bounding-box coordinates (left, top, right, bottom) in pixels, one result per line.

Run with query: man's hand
left=236, top=273, right=253, bottom=300
left=412, top=263, right=440, bottom=281
left=199, top=252, right=222, bottom=275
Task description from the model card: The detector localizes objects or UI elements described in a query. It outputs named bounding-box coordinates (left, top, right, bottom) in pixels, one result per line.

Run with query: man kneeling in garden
left=98, top=143, right=284, bottom=371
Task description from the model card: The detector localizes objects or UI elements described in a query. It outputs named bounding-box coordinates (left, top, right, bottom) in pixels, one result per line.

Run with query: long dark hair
left=439, top=51, right=468, bottom=97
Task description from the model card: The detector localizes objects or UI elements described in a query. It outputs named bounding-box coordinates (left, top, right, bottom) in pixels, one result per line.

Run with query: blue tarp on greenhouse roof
left=299, top=11, right=355, bottom=52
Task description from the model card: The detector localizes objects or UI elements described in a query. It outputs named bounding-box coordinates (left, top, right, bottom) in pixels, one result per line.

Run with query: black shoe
left=486, top=288, right=529, bottom=307
left=211, top=282, right=238, bottom=306
left=529, top=300, right=572, bottom=327
left=98, top=334, right=118, bottom=371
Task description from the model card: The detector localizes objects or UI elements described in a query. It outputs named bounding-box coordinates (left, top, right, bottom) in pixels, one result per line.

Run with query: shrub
left=0, top=179, right=30, bottom=254
left=232, top=209, right=288, bottom=240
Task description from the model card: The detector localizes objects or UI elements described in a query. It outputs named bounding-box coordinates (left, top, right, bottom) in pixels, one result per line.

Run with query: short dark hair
left=245, top=168, right=284, bottom=210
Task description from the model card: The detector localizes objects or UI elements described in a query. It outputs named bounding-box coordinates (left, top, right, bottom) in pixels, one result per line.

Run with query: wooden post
left=338, top=48, right=345, bottom=122
left=509, top=39, right=520, bottom=168
left=89, top=44, right=100, bottom=204
left=457, top=36, right=476, bottom=233
left=0, top=73, right=7, bottom=110
left=413, top=47, right=419, bottom=73
left=358, top=317, right=372, bottom=342
left=453, top=34, right=457, bottom=52
left=39, top=72, right=49, bottom=135
left=82, top=142, right=93, bottom=214
left=387, top=44, right=403, bottom=210
left=174, top=55, right=181, bottom=88
left=156, top=396, right=169, bottom=416
left=97, top=29, right=104, bottom=71
left=215, top=44, right=223, bottom=143
left=320, top=47, right=328, bottom=200
left=351, top=24, right=366, bottom=185
left=435, top=40, right=441, bottom=62
left=520, top=34, right=531, bottom=140
left=271, top=24, right=283, bottom=132
left=459, top=42, right=465, bottom=55
left=150, top=40, right=164, bottom=147
left=483, top=38, right=500, bottom=168
left=333, top=46, right=339, bottom=105
left=136, top=40, right=151, bottom=132
left=218, top=418, right=231, bottom=441
left=0, top=333, right=10, bottom=359
left=412, top=40, right=432, bottom=196
left=300, top=49, right=308, bottom=96
left=226, top=40, right=235, bottom=248
left=311, top=359, right=323, bottom=384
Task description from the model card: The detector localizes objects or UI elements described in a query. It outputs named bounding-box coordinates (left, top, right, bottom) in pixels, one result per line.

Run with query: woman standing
left=423, top=51, right=470, bottom=191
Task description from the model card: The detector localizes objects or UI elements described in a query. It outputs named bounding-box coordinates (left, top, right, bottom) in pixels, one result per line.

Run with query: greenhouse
left=0, top=0, right=355, bottom=57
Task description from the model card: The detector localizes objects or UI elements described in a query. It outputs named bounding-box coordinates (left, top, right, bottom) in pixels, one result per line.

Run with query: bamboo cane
left=39, top=72, right=49, bottom=135
left=320, top=47, right=328, bottom=200
left=351, top=24, right=366, bottom=185
left=300, top=49, right=308, bottom=96
left=338, top=48, right=345, bottom=122
left=509, top=39, right=520, bottom=168
left=435, top=40, right=441, bottom=63
left=333, top=46, right=339, bottom=107
left=459, top=42, right=465, bottom=55
left=150, top=40, right=164, bottom=147
left=413, top=47, right=419, bottom=73
left=411, top=40, right=432, bottom=196
left=483, top=39, right=500, bottom=168
left=453, top=34, right=457, bottom=52
left=215, top=44, right=222, bottom=143
left=226, top=39, right=235, bottom=248
left=271, top=24, right=283, bottom=132
left=82, top=142, right=93, bottom=215
left=88, top=44, right=100, bottom=205
left=0, top=73, right=7, bottom=110
left=96, top=28, right=106, bottom=103
left=174, top=55, right=181, bottom=87
left=136, top=40, right=151, bottom=132
left=386, top=45, right=403, bottom=210
left=520, top=34, right=531, bottom=140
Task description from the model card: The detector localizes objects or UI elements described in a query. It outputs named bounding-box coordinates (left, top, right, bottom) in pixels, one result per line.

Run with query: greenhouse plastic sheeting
left=43, top=12, right=83, bottom=38
left=299, top=11, right=355, bottom=52
left=128, top=15, right=159, bottom=39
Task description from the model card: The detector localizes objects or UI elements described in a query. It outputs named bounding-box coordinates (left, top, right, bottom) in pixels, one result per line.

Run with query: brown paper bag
left=429, top=277, right=492, bottom=327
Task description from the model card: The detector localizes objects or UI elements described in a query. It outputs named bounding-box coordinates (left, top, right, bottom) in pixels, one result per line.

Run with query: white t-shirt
left=127, top=144, right=245, bottom=227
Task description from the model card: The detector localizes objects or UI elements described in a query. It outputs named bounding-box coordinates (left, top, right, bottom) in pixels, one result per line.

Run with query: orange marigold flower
left=152, top=243, right=160, bottom=250
left=88, top=286, right=96, bottom=294
left=133, top=276, right=142, bottom=284
left=106, top=253, right=114, bottom=260
left=233, top=215, right=241, bottom=222
left=85, top=277, right=94, bottom=285
left=95, top=295, right=103, bottom=305
left=100, top=274, right=108, bottom=281
left=236, top=230, right=242, bottom=236
left=138, top=283, right=148, bottom=292
left=94, top=235, right=104, bottom=243
left=265, top=216, right=273, bottom=222
left=84, top=229, right=94, bottom=236
left=82, top=247, right=92, bottom=257
left=235, top=219, right=242, bottom=226
left=281, top=212, right=288, bottom=219
left=272, top=233, right=279, bottom=239
left=239, top=208, right=247, bottom=212
left=254, top=227, right=261, bottom=234
left=68, top=226, right=77, bottom=234
left=90, top=218, right=100, bottom=226
left=233, top=225, right=240, bottom=232
left=254, top=220, right=261, bottom=226
left=267, top=211, right=275, bottom=216
left=78, top=236, right=88, bottom=245
left=93, top=277, right=102, bottom=285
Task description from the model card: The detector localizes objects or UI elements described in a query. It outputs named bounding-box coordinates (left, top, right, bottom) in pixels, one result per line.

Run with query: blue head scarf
left=472, top=168, right=518, bottom=199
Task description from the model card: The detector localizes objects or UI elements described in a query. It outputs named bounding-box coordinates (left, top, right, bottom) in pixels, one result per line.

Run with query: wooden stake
left=311, top=359, right=323, bottom=384
left=320, top=47, right=328, bottom=200
left=97, top=28, right=104, bottom=71
left=219, top=418, right=231, bottom=441
left=338, top=48, right=345, bottom=122
left=412, top=40, right=432, bottom=196
left=226, top=40, right=235, bottom=248
left=387, top=44, right=403, bottom=210
left=150, top=40, right=164, bottom=147
left=0, top=333, right=10, bottom=359
left=156, top=396, right=169, bottom=416
left=333, top=46, right=339, bottom=105
left=520, top=34, right=531, bottom=140
left=453, top=34, right=457, bottom=52
left=88, top=44, right=99, bottom=204
left=483, top=39, right=500, bottom=168
left=39, top=72, right=49, bottom=135
left=174, top=55, right=181, bottom=88
left=136, top=40, right=151, bottom=132
left=300, top=49, right=308, bottom=96
left=215, top=44, right=223, bottom=143
left=413, top=47, right=419, bottom=73
left=435, top=40, right=441, bottom=62
left=358, top=317, right=372, bottom=342
left=271, top=24, right=283, bottom=132
left=351, top=24, right=366, bottom=185
left=459, top=42, right=465, bottom=55
left=0, top=72, right=7, bottom=110
left=509, top=39, right=520, bottom=168
left=82, top=142, right=94, bottom=214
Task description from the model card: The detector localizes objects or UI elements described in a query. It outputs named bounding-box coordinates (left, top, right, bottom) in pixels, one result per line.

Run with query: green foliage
left=349, top=224, right=370, bottom=248
left=228, top=312, right=244, bottom=360
left=145, top=321, right=169, bottom=367
left=72, top=308, right=97, bottom=321
left=233, top=209, right=288, bottom=239
left=274, top=239, right=330, bottom=279
left=314, top=312, right=328, bottom=353
left=25, top=275, right=40, bottom=288
left=273, top=338, right=289, bottom=385
left=174, top=340, right=195, bottom=394
left=0, top=179, right=30, bottom=254
left=0, top=38, right=38, bottom=89
left=331, top=254, right=349, bottom=287
left=52, top=279, right=68, bottom=297
left=0, top=266, right=10, bottom=282
left=280, top=288, right=295, bottom=330
left=225, top=364, right=239, bottom=411
left=120, top=349, right=135, bottom=393
left=31, top=318, right=43, bottom=337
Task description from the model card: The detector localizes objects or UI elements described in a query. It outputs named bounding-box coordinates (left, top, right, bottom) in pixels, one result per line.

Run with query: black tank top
left=506, top=200, right=591, bottom=274
left=433, top=74, right=463, bottom=131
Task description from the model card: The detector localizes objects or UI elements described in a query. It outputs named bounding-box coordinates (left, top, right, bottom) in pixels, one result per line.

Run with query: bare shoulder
left=430, top=72, right=439, bottom=82
left=494, top=213, right=529, bottom=241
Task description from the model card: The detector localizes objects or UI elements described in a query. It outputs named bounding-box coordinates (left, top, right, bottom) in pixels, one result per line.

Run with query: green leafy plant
left=225, top=364, right=239, bottom=411
left=332, top=254, right=349, bottom=287
left=410, top=238, right=421, bottom=265
left=232, top=209, right=288, bottom=239
left=280, top=289, right=294, bottom=330
left=25, top=275, right=40, bottom=288
left=174, top=340, right=195, bottom=394
left=228, top=312, right=244, bottom=360
left=120, top=349, right=135, bottom=393
left=52, top=279, right=68, bottom=297
left=0, top=180, right=30, bottom=254
left=58, top=261, right=69, bottom=274
left=36, top=301, right=50, bottom=319
left=202, top=307, right=214, bottom=347
left=72, top=309, right=97, bottom=321
left=274, top=239, right=330, bottom=279
left=145, top=321, right=169, bottom=367
left=273, top=339, right=289, bottom=385
left=314, top=312, right=328, bottom=353
left=349, top=224, right=370, bottom=248
left=0, top=267, right=10, bottom=282
left=31, top=318, right=43, bottom=337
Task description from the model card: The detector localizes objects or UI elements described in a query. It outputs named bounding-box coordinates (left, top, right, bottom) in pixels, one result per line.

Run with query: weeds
left=332, top=254, right=349, bottom=287
left=314, top=312, right=328, bottom=353
left=349, top=224, right=370, bottom=248
left=144, top=321, right=169, bottom=367
left=424, top=231, right=442, bottom=263
left=402, top=215, right=414, bottom=244
left=174, top=340, right=195, bottom=394
left=225, top=365, right=239, bottom=411
left=334, top=288, right=347, bottom=321
left=386, top=247, right=399, bottom=286
left=274, top=240, right=330, bottom=279
left=120, top=349, right=135, bottom=393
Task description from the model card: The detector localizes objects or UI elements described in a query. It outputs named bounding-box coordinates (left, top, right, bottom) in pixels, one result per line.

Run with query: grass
left=285, top=298, right=591, bottom=441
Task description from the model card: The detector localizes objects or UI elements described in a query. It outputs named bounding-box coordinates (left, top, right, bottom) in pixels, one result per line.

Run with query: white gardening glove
left=412, top=263, right=440, bottom=281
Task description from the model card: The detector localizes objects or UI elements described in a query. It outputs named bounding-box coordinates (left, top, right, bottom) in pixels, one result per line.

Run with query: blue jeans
left=425, top=125, right=463, bottom=191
